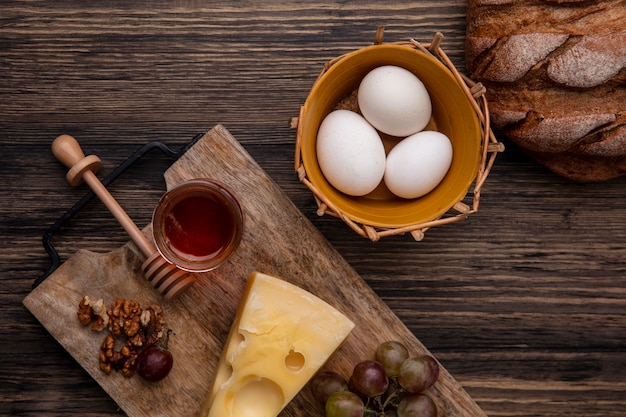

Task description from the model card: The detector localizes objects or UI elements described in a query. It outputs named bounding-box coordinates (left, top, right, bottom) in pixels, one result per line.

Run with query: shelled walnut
left=77, top=296, right=109, bottom=332
left=107, top=298, right=142, bottom=338
left=142, top=304, right=165, bottom=347
left=99, top=335, right=120, bottom=375
left=78, top=296, right=167, bottom=378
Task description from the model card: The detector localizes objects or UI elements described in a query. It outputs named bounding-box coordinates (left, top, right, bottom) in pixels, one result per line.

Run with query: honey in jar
left=152, top=179, right=243, bottom=272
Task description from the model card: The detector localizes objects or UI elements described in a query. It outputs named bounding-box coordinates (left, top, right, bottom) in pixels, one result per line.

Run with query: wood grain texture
left=24, top=126, right=486, bottom=417
left=2, top=1, right=626, bottom=417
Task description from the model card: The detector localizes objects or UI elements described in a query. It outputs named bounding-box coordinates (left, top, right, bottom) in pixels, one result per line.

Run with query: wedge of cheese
left=199, top=271, right=355, bottom=417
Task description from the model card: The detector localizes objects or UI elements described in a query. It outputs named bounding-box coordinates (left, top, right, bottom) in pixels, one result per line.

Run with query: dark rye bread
left=466, top=0, right=626, bottom=181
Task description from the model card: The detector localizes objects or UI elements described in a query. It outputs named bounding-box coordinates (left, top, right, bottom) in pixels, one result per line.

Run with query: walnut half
left=98, top=335, right=139, bottom=377
left=77, top=296, right=109, bottom=332
left=142, top=304, right=165, bottom=347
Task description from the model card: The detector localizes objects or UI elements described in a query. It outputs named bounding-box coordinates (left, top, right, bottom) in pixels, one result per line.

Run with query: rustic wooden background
left=1, top=1, right=625, bottom=416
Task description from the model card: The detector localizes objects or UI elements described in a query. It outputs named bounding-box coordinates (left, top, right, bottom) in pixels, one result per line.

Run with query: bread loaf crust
left=466, top=0, right=626, bottom=181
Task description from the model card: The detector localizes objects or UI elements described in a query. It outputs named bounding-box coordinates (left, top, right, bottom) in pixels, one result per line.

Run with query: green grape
left=375, top=341, right=410, bottom=377
left=349, top=360, right=389, bottom=397
left=325, top=391, right=365, bottom=417
left=396, top=394, right=437, bottom=417
left=397, top=355, right=440, bottom=394
left=311, top=371, right=349, bottom=404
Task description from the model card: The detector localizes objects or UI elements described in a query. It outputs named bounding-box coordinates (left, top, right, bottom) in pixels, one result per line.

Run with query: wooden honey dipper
left=52, top=134, right=195, bottom=300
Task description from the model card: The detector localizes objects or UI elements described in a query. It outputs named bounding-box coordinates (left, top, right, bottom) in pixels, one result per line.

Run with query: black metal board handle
left=33, top=134, right=203, bottom=289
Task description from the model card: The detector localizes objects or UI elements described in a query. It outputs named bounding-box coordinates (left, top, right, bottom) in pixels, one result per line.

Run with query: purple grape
left=397, top=394, right=437, bottom=417
left=349, top=360, right=389, bottom=397
left=310, top=371, right=349, bottom=404
left=375, top=341, right=410, bottom=377
left=397, top=355, right=440, bottom=394
left=325, top=391, right=365, bottom=417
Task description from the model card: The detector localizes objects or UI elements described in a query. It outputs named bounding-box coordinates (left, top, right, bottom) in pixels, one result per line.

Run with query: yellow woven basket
left=294, top=28, right=504, bottom=241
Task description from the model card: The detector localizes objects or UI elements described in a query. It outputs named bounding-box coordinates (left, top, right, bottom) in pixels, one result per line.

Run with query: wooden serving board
left=24, top=125, right=486, bottom=417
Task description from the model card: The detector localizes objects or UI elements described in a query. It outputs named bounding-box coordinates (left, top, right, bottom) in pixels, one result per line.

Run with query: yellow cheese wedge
left=199, top=271, right=355, bottom=417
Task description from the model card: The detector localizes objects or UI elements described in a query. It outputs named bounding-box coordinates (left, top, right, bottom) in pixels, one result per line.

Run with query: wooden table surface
left=2, top=2, right=625, bottom=416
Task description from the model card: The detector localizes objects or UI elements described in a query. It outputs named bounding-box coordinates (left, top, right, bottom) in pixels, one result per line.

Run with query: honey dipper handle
left=52, top=134, right=103, bottom=187
left=52, top=134, right=91, bottom=170
left=52, top=134, right=157, bottom=258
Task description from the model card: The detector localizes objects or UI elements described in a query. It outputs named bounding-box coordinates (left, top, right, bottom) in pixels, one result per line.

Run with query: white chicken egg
left=316, top=110, right=386, bottom=196
left=358, top=65, right=432, bottom=137
left=384, top=131, right=453, bottom=199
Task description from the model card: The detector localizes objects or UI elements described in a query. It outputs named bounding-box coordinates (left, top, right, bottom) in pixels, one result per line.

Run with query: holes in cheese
left=285, top=350, right=305, bottom=372
left=231, top=377, right=284, bottom=417
left=199, top=271, right=355, bottom=417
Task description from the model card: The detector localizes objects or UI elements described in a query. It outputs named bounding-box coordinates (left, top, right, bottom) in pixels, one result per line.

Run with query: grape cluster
left=310, top=341, right=439, bottom=417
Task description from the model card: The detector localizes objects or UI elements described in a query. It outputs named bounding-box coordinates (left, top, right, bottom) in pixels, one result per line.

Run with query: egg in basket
left=294, top=28, right=504, bottom=241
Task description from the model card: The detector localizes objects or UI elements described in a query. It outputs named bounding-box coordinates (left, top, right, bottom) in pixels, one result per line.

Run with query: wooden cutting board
left=24, top=125, right=486, bottom=417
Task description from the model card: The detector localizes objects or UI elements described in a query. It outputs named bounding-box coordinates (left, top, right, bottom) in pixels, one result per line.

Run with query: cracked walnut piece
left=142, top=304, right=165, bottom=346
left=77, top=296, right=109, bottom=332
left=122, top=300, right=142, bottom=337
left=107, top=298, right=143, bottom=337
left=99, top=335, right=139, bottom=377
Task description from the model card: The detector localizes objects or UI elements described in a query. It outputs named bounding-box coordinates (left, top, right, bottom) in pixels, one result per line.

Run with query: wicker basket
left=294, top=28, right=504, bottom=241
